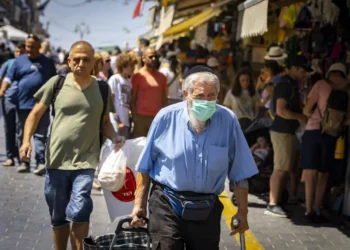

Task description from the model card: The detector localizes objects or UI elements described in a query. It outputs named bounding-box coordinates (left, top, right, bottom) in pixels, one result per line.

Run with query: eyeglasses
left=105, top=59, right=111, bottom=63
left=27, top=34, right=41, bottom=42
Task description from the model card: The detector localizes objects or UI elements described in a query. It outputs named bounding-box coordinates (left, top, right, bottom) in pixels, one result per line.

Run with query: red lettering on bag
left=111, top=167, right=136, bottom=202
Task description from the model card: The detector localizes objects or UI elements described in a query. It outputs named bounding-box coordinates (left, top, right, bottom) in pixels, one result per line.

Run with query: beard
left=187, top=100, right=206, bottom=130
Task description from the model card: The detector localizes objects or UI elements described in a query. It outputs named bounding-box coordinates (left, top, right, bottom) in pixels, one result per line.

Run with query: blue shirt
left=0, top=59, right=17, bottom=103
left=5, top=54, right=56, bottom=109
left=136, top=101, right=258, bottom=194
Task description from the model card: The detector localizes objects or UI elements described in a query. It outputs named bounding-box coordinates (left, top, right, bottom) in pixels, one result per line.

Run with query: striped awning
left=236, top=0, right=269, bottom=41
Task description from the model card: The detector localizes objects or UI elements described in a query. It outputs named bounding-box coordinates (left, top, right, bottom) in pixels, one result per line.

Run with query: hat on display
left=264, top=46, right=287, bottom=63
left=207, top=57, right=220, bottom=68
left=326, top=63, right=347, bottom=79
left=184, top=65, right=215, bottom=79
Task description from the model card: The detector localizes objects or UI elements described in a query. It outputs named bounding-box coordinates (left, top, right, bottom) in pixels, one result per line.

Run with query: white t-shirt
left=159, top=67, right=182, bottom=100
left=108, top=74, right=132, bottom=127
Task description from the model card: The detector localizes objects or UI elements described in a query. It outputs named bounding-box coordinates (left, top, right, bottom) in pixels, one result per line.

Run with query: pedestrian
left=301, top=63, right=349, bottom=223
left=99, top=51, right=112, bottom=81
left=223, top=68, right=261, bottom=131
left=131, top=47, right=167, bottom=137
left=130, top=65, right=258, bottom=250
left=159, top=53, right=182, bottom=105
left=265, top=54, right=310, bottom=217
left=108, top=53, right=137, bottom=138
left=19, top=41, right=124, bottom=250
left=0, top=43, right=25, bottom=167
left=0, top=34, right=56, bottom=174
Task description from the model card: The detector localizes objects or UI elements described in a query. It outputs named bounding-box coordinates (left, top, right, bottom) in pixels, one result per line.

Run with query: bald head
left=68, top=41, right=95, bottom=78
left=69, top=41, right=94, bottom=57
left=142, top=47, right=159, bottom=70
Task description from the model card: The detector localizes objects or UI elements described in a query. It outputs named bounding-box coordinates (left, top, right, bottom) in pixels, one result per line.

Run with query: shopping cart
left=83, top=216, right=151, bottom=250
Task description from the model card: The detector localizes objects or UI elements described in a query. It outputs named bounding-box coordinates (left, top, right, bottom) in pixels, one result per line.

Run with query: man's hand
left=130, top=205, right=147, bottom=228
left=230, top=211, right=249, bottom=235
left=0, top=90, right=5, bottom=98
left=113, top=134, right=125, bottom=151
left=20, top=142, right=32, bottom=162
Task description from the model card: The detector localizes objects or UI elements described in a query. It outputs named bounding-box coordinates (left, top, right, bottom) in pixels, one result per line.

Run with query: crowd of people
left=0, top=33, right=349, bottom=249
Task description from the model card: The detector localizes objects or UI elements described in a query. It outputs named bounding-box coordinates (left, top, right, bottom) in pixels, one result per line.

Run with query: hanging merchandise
left=294, top=4, right=312, bottom=30
left=323, top=0, right=339, bottom=25
left=309, top=0, right=322, bottom=23
left=285, top=35, right=301, bottom=68
left=279, top=3, right=303, bottom=29
left=310, top=23, right=325, bottom=54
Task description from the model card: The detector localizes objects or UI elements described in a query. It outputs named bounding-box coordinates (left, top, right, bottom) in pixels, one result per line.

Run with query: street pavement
left=0, top=110, right=350, bottom=249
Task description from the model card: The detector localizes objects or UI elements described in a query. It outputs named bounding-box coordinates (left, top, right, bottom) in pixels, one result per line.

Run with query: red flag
left=133, top=0, right=142, bottom=18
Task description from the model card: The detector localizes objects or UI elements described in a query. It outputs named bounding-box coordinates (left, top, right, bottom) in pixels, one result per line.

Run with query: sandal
left=2, top=159, right=15, bottom=167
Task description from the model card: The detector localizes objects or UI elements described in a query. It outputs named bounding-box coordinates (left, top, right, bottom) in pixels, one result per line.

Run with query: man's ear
left=183, top=89, right=189, bottom=99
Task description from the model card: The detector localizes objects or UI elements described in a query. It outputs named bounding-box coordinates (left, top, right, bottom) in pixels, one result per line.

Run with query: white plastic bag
left=98, top=137, right=147, bottom=192
left=98, top=147, right=127, bottom=192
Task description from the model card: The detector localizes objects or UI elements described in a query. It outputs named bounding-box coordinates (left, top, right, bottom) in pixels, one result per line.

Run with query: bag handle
left=115, top=216, right=149, bottom=235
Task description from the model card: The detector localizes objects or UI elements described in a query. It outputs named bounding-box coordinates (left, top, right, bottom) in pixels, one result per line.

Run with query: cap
left=290, top=54, right=312, bottom=72
left=207, top=57, right=220, bottom=68
left=326, top=63, right=347, bottom=79
left=184, top=65, right=216, bottom=79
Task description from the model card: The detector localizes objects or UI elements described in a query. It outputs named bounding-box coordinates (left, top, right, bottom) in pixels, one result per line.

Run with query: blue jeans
left=44, top=169, right=95, bottom=227
left=17, top=109, right=50, bottom=166
left=1, top=99, right=19, bottom=160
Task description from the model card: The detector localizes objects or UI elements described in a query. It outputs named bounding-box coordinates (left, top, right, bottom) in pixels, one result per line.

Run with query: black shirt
left=270, top=75, right=302, bottom=134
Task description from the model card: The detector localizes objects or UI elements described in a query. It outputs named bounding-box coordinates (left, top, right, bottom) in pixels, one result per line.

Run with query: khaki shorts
left=270, top=131, right=297, bottom=172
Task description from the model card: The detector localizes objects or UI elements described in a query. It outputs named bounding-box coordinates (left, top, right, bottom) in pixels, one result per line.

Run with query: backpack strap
left=97, top=79, right=109, bottom=147
left=51, top=75, right=66, bottom=117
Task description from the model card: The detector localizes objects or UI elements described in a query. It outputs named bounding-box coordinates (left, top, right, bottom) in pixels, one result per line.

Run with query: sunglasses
left=105, top=59, right=111, bottom=63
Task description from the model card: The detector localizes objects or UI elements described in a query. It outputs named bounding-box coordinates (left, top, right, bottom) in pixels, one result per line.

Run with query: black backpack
left=51, top=75, right=109, bottom=147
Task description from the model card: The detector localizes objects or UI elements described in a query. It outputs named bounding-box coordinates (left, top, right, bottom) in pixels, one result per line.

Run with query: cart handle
left=115, top=216, right=149, bottom=235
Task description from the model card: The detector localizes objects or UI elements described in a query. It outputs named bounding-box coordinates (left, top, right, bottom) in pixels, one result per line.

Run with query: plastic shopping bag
left=98, top=137, right=147, bottom=192
left=98, top=146, right=127, bottom=192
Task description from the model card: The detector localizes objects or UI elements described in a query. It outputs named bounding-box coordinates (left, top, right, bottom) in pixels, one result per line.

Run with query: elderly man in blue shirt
left=130, top=65, right=258, bottom=250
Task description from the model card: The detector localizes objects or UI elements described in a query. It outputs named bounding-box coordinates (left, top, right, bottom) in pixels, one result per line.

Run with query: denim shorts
left=44, top=169, right=95, bottom=227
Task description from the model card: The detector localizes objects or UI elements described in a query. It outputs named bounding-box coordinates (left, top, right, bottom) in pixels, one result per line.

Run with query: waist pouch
left=162, top=187, right=216, bottom=221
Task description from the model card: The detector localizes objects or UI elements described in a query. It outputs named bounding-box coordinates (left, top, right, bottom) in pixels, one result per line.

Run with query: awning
left=0, top=25, right=28, bottom=41
left=236, top=0, right=269, bottom=41
left=163, top=7, right=222, bottom=37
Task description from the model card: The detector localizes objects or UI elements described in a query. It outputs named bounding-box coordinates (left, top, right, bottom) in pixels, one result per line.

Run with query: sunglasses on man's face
left=105, top=59, right=111, bottom=63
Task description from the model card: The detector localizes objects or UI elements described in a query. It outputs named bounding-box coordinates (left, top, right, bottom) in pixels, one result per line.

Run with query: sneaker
left=264, top=205, right=287, bottom=218
left=17, top=163, right=30, bottom=173
left=33, top=164, right=46, bottom=176
left=313, top=213, right=327, bottom=224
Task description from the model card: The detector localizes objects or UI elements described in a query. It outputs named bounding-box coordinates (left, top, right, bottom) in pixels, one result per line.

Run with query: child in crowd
left=250, top=136, right=271, bottom=166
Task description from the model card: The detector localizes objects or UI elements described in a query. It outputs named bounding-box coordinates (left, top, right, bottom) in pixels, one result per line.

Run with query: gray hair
left=184, top=72, right=220, bottom=94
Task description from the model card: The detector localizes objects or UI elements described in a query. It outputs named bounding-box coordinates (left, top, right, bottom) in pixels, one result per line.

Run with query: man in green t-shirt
left=19, top=41, right=124, bottom=250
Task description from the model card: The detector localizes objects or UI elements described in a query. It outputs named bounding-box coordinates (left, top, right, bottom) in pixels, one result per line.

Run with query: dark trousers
left=17, top=109, right=50, bottom=166
left=1, top=99, right=19, bottom=160
left=149, top=186, right=223, bottom=250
